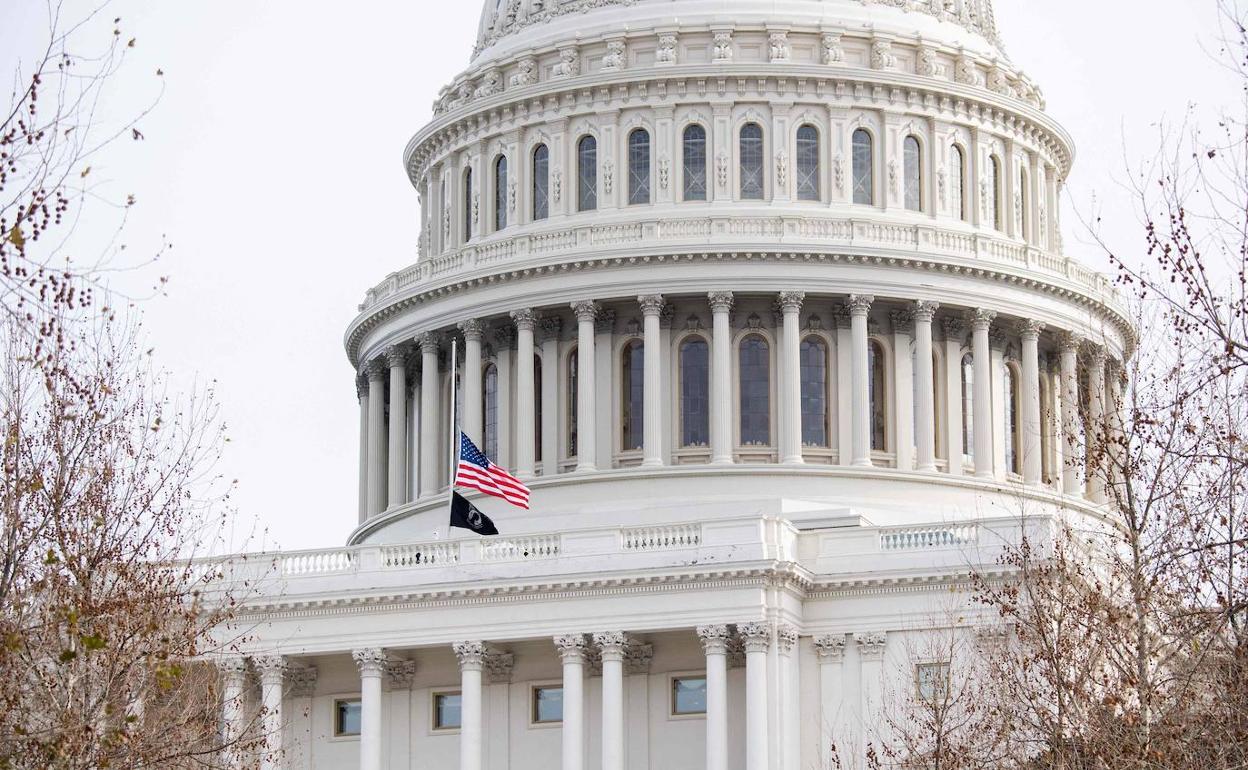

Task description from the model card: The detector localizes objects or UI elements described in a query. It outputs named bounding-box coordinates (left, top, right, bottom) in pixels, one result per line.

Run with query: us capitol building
left=215, top=1, right=1130, bottom=768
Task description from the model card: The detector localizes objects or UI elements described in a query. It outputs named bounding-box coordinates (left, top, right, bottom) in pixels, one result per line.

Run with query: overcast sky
left=1, top=1, right=1235, bottom=552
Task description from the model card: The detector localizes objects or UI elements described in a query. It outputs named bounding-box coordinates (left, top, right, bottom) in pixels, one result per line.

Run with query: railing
left=878, top=524, right=979, bottom=551
left=281, top=549, right=355, bottom=576
left=480, top=534, right=561, bottom=562
left=382, top=541, right=460, bottom=567
left=621, top=524, right=702, bottom=551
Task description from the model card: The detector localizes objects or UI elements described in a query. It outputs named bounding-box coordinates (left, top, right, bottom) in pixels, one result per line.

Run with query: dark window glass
left=622, top=341, right=644, bottom=451
left=568, top=349, right=578, bottom=457
left=533, top=686, right=563, bottom=723
left=740, top=123, right=765, bottom=200
left=672, top=677, right=708, bottom=715
left=628, top=129, right=651, bottom=205
left=904, top=136, right=922, bottom=212
left=988, top=155, right=1002, bottom=231
left=483, top=363, right=499, bottom=459
left=680, top=337, right=710, bottom=447
left=1006, top=364, right=1020, bottom=474
left=869, top=341, right=887, bottom=451
left=463, top=167, right=474, bottom=242
left=335, top=699, right=361, bottom=737
left=739, top=336, right=771, bottom=445
left=800, top=337, right=829, bottom=447
left=495, top=156, right=508, bottom=231
left=950, top=145, right=966, bottom=221
left=578, top=136, right=598, bottom=212
left=534, top=354, right=543, bottom=462
left=796, top=124, right=820, bottom=201
left=683, top=125, right=707, bottom=201
left=532, top=144, right=550, bottom=221
left=852, top=129, right=874, bottom=205
left=916, top=663, right=950, bottom=704
left=434, top=693, right=462, bottom=730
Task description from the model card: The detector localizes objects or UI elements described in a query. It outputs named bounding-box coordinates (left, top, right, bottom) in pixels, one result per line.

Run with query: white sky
left=1, top=1, right=1235, bottom=551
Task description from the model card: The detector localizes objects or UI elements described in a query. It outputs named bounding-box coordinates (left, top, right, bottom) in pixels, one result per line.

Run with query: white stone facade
left=216, top=1, right=1128, bottom=769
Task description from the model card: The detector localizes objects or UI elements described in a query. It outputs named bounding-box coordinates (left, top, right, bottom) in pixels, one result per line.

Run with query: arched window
left=532, top=144, right=550, bottom=221
left=1019, top=167, right=1031, bottom=242
left=483, top=363, right=499, bottom=459
left=567, top=348, right=579, bottom=457
left=683, top=125, right=708, bottom=201
left=621, top=341, right=644, bottom=451
left=680, top=337, right=710, bottom=447
left=463, top=166, right=474, bottom=242
left=628, top=129, right=651, bottom=205
left=904, top=136, right=923, bottom=212
left=950, top=145, right=966, bottom=221
left=739, top=123, right=765, bottom=200
left=869, top=340, right=887, bottom=451
left=852, top=129, right=874, bottom=205
left=796, top=124, right=820, bottom=201
left=1040, top=373, right=1054, bottom=484
left=1005, top=363, right=1021, bottom=475
left=988, top=154, right=1002, bottom=231
left=800, top=336, right=829, bottom=447
left=961, top=353, right=975, bottom=462
left=578, top=135, right=598, bottom=212
left=739, top=336, right=771, bottom=446
left=494, top=155, right=508, bottom=232
left=440, top=178, right=447, bottom=249
left=534, top=354, right=543, bottom=463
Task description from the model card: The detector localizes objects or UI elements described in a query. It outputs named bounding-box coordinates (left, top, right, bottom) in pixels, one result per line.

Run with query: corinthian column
left=572, top=302, right=599, bottom=472
left=366, top=360, right=387, bottom=516
left=460, top=319, right=485, bottom=445
left=738, top=622, right=771, bottom=770
left=352, top=648, right=386, bottom=770
left=1058, top=332, right=1082, bottom=496
left=913, top=301, right=940, bottom=472
left=555, top=634, right=588, bottom=770
left=253, top=655, right=286, bottom=770
left=1018, top=320, right=1045, bottom=485
left=385, top=346, right=409, bottom=509
left=971, top=310, right=996, bottom=478
left=418, top=334, right=442, bottom=497
left=779, top=291, right=806, bottom=465
left=813, top=636, right=848, bottom=770
left=453, top=641, right=485, bottom=770
left=708, top=292, right=735, bottom=464
left=217, top=657, right=248, bottom=769
left=512, top=310, right=538, bottom=479
left=593, top=632, right=627, bottom=770
left=357, top=374, right=369, bottom=522
left=639, top=296, right=665, bottom=467
left=1086, top=345, right=1108, bottom=504
left=848, top=295, right=874, bottom=466
left=697, top=625, right=730, bottom=770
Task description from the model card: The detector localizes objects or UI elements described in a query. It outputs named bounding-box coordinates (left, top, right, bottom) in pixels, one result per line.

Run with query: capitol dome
left=216, top=3, right=1128, bottom=769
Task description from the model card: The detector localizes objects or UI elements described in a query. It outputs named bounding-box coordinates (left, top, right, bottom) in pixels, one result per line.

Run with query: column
left=555, top=635, right=588, bottom=770
left=1019, top=320, right=1045, bottom=486
left=461, top=320, right=485, bottom=445
left=776, top=625, right=800, bottom=770
left=1058, top=333, right=1082, bottom=496
left=848, top=295, right=874, bottom=467
left=940, top=317, right=966, bottom=476
left=357, top=375, right=369, bottom=523
left=540, top=317, right=562, bottom=475
left=254, top=655, right=286, bottom=770
left=813, top=636, right=847, bottom=770
left=738, top=622, right=771, bottom=770
left=779, top=292, right=805, bottom=465
left=386, top=346, right=409, bottom=509
left=287, top=666, right=318, bottom=770
left=571, top=302, right=598, bottom=472
left=833, top=306, right=853, bottom=466
left=912, top=302, right=939, bottom=472
left=353, top=649, right=386, bottom=770
left=218, top=657, right=248, bottom=769
left=639, top=296, right=665, bottom=467
left=1086, top=346, right=1107, bottom=503
left=708, top=292, right=735, bottom=465
left=696, top=625, right=730, bottom=770
left=454, top=642, right=485, bottom=770
left=418, top=334, right=442, bottom=497
left=971, top=310, right=996, bottom=479
left=855, top=634, right=886, bottom=767
left=513, top=310, right=538, bottom=479
left=366, top=360, right=387, bottom=516
left=593, top=632, right=627, bottom=770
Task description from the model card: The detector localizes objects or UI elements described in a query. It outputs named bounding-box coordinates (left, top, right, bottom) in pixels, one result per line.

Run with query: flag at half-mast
left=455, top=432, right=531, bottom=509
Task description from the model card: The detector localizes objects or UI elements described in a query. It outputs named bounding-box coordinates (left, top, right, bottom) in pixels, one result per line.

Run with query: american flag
left=455, top=432, right=531, bottom=509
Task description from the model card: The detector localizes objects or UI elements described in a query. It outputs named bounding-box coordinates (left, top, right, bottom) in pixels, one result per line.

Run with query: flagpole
left=447, top=337, right=459, bottom=520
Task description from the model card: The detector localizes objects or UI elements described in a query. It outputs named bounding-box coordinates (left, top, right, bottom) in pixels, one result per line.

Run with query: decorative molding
left=287, top=665, right=318, bottom=697
left=485, top=650, right=515, bottom=684
left=708, top=291, right=734, bottom=313
left=385, top=659, right=417, bottom=689
left=913, top=300, right=940, bottom=322
left=638, top=294, right=665, bottom=315
left=624, top=641, right=654, bottom=675
left=776, top=623, right=798, bottom=653
left=738, top=621, right=771, bottom=653
left=813, top=634, right=847, bottom=662
left=572, top=300, right=599, bottom=323
left=777, top=291, right=805, bottom=313
left=847, top=294, right=875, bottom=317
left=353, top=647, right=388, bottom=676
left=855, top=632, right=887, bottom=660
left=555, top=633, right=589, bottom=663
left=511, top=308, right=537, bottom=331
left=697, top=624, right=731, bottom=655
left=454, top=640, right=487, bottom=670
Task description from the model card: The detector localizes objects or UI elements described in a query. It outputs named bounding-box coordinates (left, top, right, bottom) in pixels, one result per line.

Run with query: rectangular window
left=334, top=698, right=362, bottom=737
left=532, top=686, right=564, bottom=724
left=671, top=677, right=708, bottom=715
left=916, top=662, right=950, bottom=704
left=433, top=691, right=463, bottom=730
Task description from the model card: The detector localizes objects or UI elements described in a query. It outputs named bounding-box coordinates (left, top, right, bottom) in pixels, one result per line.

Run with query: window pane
left=961, top=354, right=974, bottom=461
left=534, top=687, right=564, bottom=723
left=800, top=337, right=828, bottom=447
left=578, top=136, right=597, bottom=212
left=950, top=145, right=965, bottom=221
left=869, top=341, right=886, bottom=451
left=904, top=136, right=922, bottom=212
left=1020, top=169, right=1030, bottom=239
left=852, top=129, right=873, bottom=205
left=683, top=125, right=707, bottom=201
left=568, top=350, right=578, bottom=457
left=533, top=145, right=550, bottom=221
left=916, top=663, right=950, bottom=703
left=336, top=699, right=362, bottom=736
left=739, top=336, right=770, bottom=446
left=534, top=355, right=543, bottom=462
left=740, top=123, right=764, bottom=200
left=435, top=693, right=462, bottom=729
left=483, top=364, right=499, bottom=459
left=622, top=342, right=644, bottom=451
left=681, top=338, right=710, bottom=447
left=495, top=156, right=508, bottom=231
left=463, top=167, right=474, bottom=241
left=988, top=156, right=1001, bottom=231
left=1006, top=365, right=1019, bottom=473
left=796, top=125, right=820, bottom=201
left=628, top=129, right=651, bottom=205
left=672, top=677, right=708, bottom=715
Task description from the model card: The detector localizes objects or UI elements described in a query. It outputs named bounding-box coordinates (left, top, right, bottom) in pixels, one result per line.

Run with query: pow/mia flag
left=450, top=491, right=499, bottom=536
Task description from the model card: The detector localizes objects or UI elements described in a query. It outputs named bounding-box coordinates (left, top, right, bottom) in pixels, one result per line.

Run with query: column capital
left=940, top=315, right=968, bottom=342
left=555, top=633, right=589, bottom=663
left=416, top=332, right=440, bottom=355
left=595, top=308, right=617, bottom=335
left=777, top=291, right=805, bottom=312
left=624, top=642, right=654, bottom=675
left=385, top=659, right=417, bottom=689
left=854, top=632, right=887, bottom=661
left=813, top=634, right=847, bottom=661
left=638, top=295, right=666, bottom=316
left=1015, top=319, right=1046, bottom=340
left=593, top=631, right=629, bottom=662
left=288, top=664, right=318, bottom=697
left=847, top=294, right=875, bottom=317
left=697, top=624, right=731, bottom=654
left=970, top=308, right=997, bottom=331
left=737, top=622, right=771, bottom=653
left=1084, top=341, right=1108, bottom=366
left=352, top=647, right=388, bottom=677
left=538, top=316, right=564, bottom=343
left=708, top=291, right=735, bottom=312
left=511, top=308, right=538, bottom=331
left=252, top=654, right=287, bottom=685
left=889, top=309, right=914, bottom=336
left=216, top=655, right=248, bottom=682
left=485, top=650, right=515, bottom=684
left=830, top=303, right=851, bottom=329
left=776, top=623, right=799, bottom=653
left=912, top=300, right=940, bottom=322
left=459, top=319, right=486, bottom=342
left=365, top=358, right=388, bottom=381
left=453, top=640, right=487, bottom=671
left=571, top=300, right=599, bottom=323
left=385, top=345, right=409, bottom=368
left=1058, top=330, right=1083, bottom=352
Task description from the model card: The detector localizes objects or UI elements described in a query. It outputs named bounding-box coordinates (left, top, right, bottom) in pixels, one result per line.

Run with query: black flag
left=450, top=491, right=499, bottom=536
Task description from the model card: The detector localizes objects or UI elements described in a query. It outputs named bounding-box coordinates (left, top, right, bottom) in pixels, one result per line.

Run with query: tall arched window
left=494, top=156, right=508, bottom=232
left=621, top=341, right=644, bottom=451
left=1019, top=167, right=1031, bottom=242
left=683, top=125, right=708, bottom=201
left=578, top=135, right=598, bottom=212
left=796, top=124, right=820, bottom=201
left=739, top=336, right=771, bottom=445
left=740, top=123, right=765, bottom=200
left=680, top=337, right=710, bottom=447
left=532, top=144, right=550, bottom=221
left=534, top=354, right=543, bottom=463
left=950, top=145, right=966, bottom=221
left=440, top=178, right=447, bottom=249
left=800, top=336, right=829, bottom=447
left=483, top=363, right=499, bottom=459
left=961, top=353, right=975, bottom=462
left=463, top=166, right=474, bottom=242
left=1005, top=363, right=1021, bottom=475
left=904, top=136, right=923, bottom=212
left=869, top=340, right=887, bottom=451
left=567, top=349, right=579, bottom=457
left=988, top=154, right=1002, bottom=231
left=628, top=129, right=651, bottom=205
left=852, top=129, right=874, bottom=205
